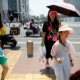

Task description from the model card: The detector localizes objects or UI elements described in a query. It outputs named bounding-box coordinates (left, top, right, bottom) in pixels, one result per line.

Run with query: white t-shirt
left=51, top=40, right=75, bottom=56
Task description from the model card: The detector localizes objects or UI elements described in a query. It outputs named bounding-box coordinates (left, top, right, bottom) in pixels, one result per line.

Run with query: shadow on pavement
left=40, top=67, right=56, bottom=79
left=2, top=46, right=21, bottom=50
left=24, top=35, right=41, bottom=38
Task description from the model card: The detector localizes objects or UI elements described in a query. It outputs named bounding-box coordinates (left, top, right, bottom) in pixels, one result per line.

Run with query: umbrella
left=46, top=2, right=80, bottom=17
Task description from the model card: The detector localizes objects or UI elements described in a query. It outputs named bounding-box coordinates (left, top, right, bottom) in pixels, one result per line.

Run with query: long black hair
left=47, top=9, right=59, bottom=23
left=0, top=13, right=3, bottom=29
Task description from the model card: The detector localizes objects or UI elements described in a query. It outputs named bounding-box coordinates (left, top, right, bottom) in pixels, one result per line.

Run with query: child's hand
left=71, top=62, right=74, bottom=67
left=56, top=58, right=62, bottom=64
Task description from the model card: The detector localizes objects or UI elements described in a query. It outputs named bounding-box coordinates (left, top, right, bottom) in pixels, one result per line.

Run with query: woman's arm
left=41, top=32, right=46, bottom=46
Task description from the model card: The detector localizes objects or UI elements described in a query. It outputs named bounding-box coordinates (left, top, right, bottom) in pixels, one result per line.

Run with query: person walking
left=51, top=24, right=75, bottom=80
left=41, top=9, right=61, bottom=69
left=0, top=40, right=9, bottom=80
left=0, top=13, right=9, bottom=80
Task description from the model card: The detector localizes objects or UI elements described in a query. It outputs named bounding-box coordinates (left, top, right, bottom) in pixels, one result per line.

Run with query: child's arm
left=53, top=56, right=62, bottom=64
left=68, top=54, right=74, bottom=67
left=68, top=41, right=75, bottom=67
left=51, top=44, right=62, bottom=64
left=68, top=54, right=72, bottom=61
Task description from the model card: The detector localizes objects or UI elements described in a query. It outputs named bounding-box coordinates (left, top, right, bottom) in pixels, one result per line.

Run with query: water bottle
left=39, top=57, right=44, bottom=64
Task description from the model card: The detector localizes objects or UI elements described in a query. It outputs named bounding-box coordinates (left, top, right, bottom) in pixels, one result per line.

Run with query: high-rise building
left=20, top=0, right=29, bottom=21
left=70, top=0, right=80, bottom=22
left=0, top=0, right=2, bottom=21
left=2, top=0, right=18, bottom=22
left=64, top=0, right=70, bottom=3
left=2, top=0, right=29, bottom=22
left=0, top=0, right=2, bottom=14
left=63, top=0, right=80, bottom=22
left=70, top=0, right=80, bottom=12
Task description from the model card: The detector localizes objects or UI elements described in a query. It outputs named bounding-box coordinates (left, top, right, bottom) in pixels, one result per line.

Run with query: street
left=1, top=23, right=80, bottom=80
left=4, top=24, right=80, bottom=53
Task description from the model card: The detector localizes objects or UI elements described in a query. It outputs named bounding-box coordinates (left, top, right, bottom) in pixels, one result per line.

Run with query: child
left=0, top=40, right=9, bottom=80
left=51, top=24, right=75, bottom=80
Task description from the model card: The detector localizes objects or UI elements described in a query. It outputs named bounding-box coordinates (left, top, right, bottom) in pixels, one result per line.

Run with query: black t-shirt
left=43, top=21, right=59, bottom=44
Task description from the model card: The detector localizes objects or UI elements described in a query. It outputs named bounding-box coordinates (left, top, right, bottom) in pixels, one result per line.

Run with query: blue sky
left=29, top=0, right=63, bottom=16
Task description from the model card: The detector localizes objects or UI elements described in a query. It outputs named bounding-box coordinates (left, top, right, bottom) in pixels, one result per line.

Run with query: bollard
left=27, top=40, right=33, bottom=57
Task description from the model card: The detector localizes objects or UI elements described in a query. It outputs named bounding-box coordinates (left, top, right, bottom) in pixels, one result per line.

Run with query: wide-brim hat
left=58, top=24, right=74, bottom=34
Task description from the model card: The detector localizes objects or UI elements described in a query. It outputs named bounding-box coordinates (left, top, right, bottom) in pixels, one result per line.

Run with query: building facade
left=19, top=0, right=29, bottom=21
left=1, top=0, right=29, bottom=22
left=70, top=0, right=80, bottom=22
left=64, top=0, right=70, bottom=3
left=0, top=0, right=3, bottom=21
left=70, top=0, right=80, bottom=12
left=63, top=0, right=80, bottom=22
left=0, top=0, right=2, bottom=14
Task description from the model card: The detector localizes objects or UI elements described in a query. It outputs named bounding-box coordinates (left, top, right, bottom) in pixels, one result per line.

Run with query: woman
left=41, top=9, right=61, bottom=69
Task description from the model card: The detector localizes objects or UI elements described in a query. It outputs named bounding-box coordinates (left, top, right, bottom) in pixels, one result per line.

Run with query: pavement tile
left=8, top=74, right=17, bottom=78
left=50, top=79, right=56, bottom=80
left=17, top=74, right=25, bottom=79
left=42, top=79, right=49, bottom=80
left=41, top=74, right=49, bottom=79
left=16, top=79, right=25, bottom=80
left=7, top=79, right=15, bottom=80
left=33, top=79, right=41, bottom=80
left=49, top=74, right=56, bottom=79
left=5, top=74, right=10, bottom=78
left=1, top=49, right=80, bottom=80
left=33, top=74, right=42, bottom=78
left=25, top=74, right=33, bottom=79
left=24, top=79, right=32, bottom=80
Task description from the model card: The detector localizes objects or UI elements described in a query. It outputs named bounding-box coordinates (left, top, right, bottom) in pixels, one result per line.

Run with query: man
left=30, top=19, right=35, bottom=33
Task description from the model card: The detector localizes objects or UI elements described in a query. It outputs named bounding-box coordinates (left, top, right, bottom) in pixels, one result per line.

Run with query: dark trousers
left=30, top=27, right=35, bottom=33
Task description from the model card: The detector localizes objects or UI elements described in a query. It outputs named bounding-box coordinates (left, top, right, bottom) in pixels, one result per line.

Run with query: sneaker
left=45, top=63, right=50, bottom=69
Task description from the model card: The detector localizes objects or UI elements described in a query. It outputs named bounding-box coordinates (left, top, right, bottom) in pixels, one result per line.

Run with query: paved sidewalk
left=0, top=49, right=80, bottom=80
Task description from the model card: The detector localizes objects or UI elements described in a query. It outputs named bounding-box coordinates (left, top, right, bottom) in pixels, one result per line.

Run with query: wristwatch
left=70, top=60, right=73, bottom=62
